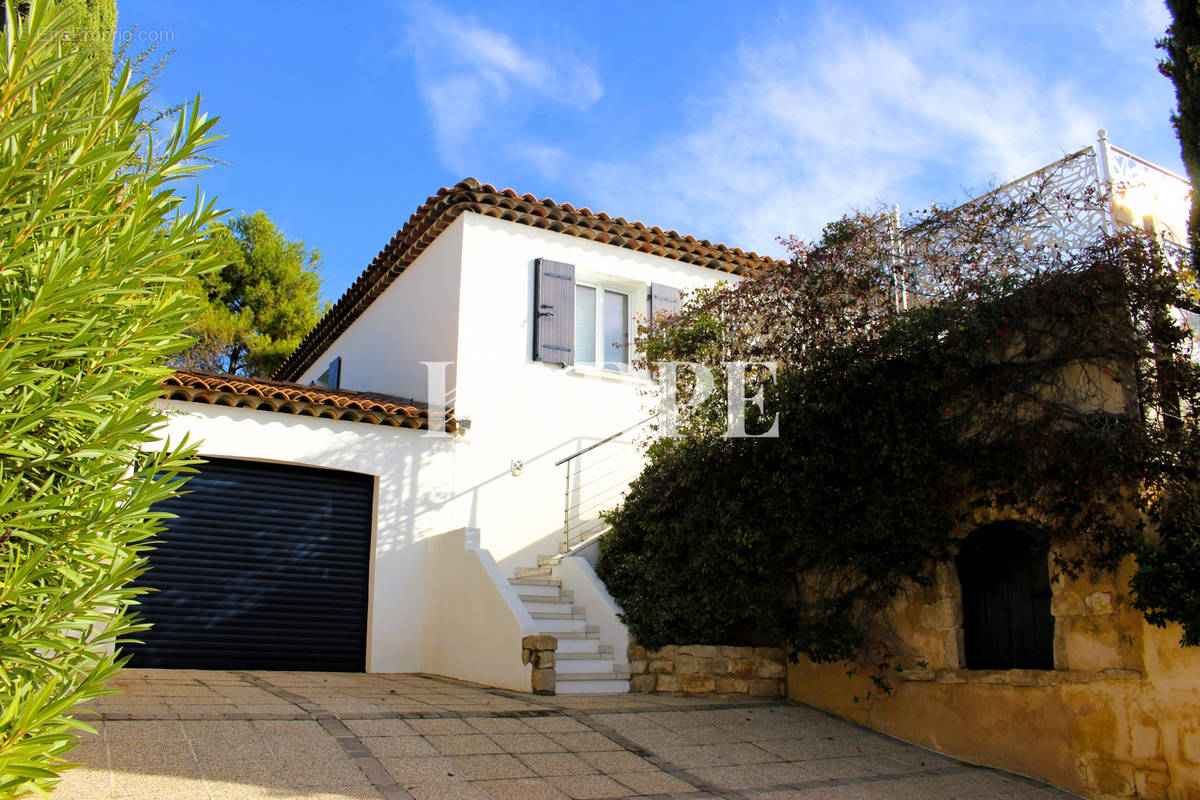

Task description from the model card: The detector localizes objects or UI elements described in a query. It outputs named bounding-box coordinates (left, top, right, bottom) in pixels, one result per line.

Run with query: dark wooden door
left=956, top=522, right=1054, bottom=670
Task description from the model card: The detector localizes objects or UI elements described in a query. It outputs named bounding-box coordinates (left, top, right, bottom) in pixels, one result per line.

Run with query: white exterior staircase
left=510, top=561, right=630, bottom=694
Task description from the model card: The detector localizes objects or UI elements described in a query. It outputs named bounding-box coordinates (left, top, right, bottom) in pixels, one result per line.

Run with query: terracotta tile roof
left=163, top=370, right=453, bottom=431
left=271, top=178, right=784, bottom=382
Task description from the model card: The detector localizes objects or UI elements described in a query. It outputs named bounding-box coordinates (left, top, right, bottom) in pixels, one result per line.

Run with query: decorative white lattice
left=984, top=147, right=1107, bottom=254
left=1107, top=146, right=1192, bottom=243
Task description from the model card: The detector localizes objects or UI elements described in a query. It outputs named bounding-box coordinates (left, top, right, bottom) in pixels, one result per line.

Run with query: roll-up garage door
left=129, top=457, right=373, bottom=671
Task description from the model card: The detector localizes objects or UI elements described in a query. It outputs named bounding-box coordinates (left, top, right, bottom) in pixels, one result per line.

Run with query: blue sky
left=118, top=0, right=1184, bottom=305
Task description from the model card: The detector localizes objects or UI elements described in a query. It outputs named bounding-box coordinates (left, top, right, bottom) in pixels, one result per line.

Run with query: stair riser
left=554, top=638, right=604, bottom=653
left=555, top=679, right=631, bottom=694
left=556, top=659, right=620, bottom=674
left=523, top=601, right=574, bottom=615
left=510, top=583, right=561, bottom=598
left=535, top=619, right=589, bottom=634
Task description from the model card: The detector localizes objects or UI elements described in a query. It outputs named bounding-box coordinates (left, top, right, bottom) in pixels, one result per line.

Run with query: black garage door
left=129, top=457, right=373, bottom=671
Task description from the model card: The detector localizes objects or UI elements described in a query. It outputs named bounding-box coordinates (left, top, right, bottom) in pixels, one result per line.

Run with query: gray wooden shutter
left=534, top=258, right=575, bottom=365
left=648, top=283, right=681, bottom=332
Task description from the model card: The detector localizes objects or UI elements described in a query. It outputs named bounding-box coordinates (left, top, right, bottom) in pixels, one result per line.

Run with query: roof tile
left=271, top=179, right=784, bottom=381
left=163, top=370, right=451, bottom=431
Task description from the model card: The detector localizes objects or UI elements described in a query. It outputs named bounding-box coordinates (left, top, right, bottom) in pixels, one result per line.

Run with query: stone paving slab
left=53, top=669, right=1083, bottom=800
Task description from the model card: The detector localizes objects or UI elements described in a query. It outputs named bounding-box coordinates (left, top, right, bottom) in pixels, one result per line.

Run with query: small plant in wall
left=0, top=2, right=222, bottom=794
left=597, top=168, right=1200, bottom=693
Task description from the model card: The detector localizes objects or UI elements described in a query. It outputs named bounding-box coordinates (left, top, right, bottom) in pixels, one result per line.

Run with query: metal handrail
left=557, top=414, right=656, bottom=554
left=554, top=414, right=656, bottom=467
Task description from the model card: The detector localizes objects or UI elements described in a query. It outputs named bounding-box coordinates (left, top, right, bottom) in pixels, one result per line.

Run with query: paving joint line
left=233, top=672, right=415, bottom=800
left=422, top=676, right=751, bottom=800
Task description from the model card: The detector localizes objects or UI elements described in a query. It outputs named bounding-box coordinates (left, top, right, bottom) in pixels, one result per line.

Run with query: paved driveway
left=57, top=670, right=1080, bottom=800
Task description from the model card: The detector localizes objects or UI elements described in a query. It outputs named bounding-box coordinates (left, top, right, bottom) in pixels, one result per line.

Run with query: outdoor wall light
left=510, top=459, right=523, bottom=477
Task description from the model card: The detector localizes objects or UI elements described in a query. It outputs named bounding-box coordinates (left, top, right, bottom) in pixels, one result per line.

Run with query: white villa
left=142, top=131, right=1191, bottom=695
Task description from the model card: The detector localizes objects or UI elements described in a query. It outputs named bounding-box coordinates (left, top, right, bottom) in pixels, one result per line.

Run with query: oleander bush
left=0, top=1, right=221, bottom=794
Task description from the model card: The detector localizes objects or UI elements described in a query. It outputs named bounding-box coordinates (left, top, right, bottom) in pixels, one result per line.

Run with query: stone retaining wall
left=627, top=644, right=787, bottom=697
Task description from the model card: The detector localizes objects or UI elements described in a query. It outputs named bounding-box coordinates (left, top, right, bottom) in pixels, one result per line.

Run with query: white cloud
left=1092, top=0, right=1170, bottom=60
left=571, top=8, right=1106, bottom=257
left=400, top=3, right=602, bottom=171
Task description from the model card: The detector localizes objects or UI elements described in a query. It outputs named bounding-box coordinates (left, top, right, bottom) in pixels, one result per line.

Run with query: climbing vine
left=596, top=179, right=1200, bottom=688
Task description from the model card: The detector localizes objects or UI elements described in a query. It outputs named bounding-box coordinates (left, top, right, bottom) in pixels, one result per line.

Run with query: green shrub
left=598, top=235, right=1200, bottom=688
left=0, top=2, right=221, bottom=795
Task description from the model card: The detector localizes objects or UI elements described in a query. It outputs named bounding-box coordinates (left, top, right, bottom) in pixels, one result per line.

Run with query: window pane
left=575, top=285, right=597, bottom=366
left=603, top=290, right=629, bottom=369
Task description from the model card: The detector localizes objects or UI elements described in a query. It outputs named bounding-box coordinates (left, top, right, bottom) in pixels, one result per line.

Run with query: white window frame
left=574, top=276, right=640, bottom=373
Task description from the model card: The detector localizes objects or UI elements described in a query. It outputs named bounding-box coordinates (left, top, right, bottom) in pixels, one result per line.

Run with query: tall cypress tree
left=1160, top=1, right=1200, bottom=265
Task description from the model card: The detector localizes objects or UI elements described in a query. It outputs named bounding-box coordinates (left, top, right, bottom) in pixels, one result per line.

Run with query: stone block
left=716, top=677, right=748, bottom=694
left=535, top=635, right=557, bottom=650
left=719, top=646, right=748, bottom=658
left=630, top=675, right=657, bottom=694
left=1096, top=668, right=1142, bottom=682
left=919, top=599, right=960, bottom=629
left=675, top=655, right=701, bottom=675
left=679, top=644, right=719, bottom=658
left=1061, top=619, right=1123, bottom=672
left=531, top=668, right=555, bottom=695
left=973, top=670, right=1010, bottom=685
left=681, top=675, right=716, bottom=694
left=704, top=657, right=729, bottom=675
left=756, top=660, right=786, bottom=679
left=898, top=669, right=935, bottom=682
left=1085, top=591, right=1115, bottom=615
left=647, top=659, right=675, bottom=674
left=754, top=646, right=787, bottom=660
left=1010, top=669, right=1054, bottom=687
left=1051, top=591, right=1085, bottom=617
left=1134, top=769, right=1170, bottom=800
left=627, top=644, right=646, bottom=659
left=1085, top=758, right=1134, bottom=797
left=629, top=659, right=647, bottom=675
left=655, top=674, right=682, bottom=693
left=538, top=651, right=556, bottom=669
left=1132, top=711, right=1163, bottom=760
left=747, top=678, right=783, bottom=697
left=1181, top=729, right=1200, bottom=764
left=729, top=659, right=758, bottom=678
left=656, top=645, right=678, bottom=659
left=941, top=628, right=965, bottom=668
left=935, top=669, right=968, bottom=684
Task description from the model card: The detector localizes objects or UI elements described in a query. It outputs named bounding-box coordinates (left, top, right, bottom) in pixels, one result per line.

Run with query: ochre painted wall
left=787, top=563, right=1200, bottom=799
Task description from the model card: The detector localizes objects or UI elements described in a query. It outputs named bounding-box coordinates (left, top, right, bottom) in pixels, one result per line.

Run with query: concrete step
left=509, top=578, right=562, bottom=597
left=519, top=598, right=575, bottom=615
left=516, top=590, right=572, bottom=604
left=555, top=674, right=631, bottom=695
left=514, top=565, right=552, bottom=579
left=529, top=607, right=586, bottom=620
left=554, top=636, right=606, bottom=653
left=534, top=617, right=590, bottom=634
left=556, top=657, right=621, bottom=674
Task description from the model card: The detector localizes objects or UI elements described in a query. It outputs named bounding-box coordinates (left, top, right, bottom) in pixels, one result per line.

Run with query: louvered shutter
left=327, top=356, right=341, bottom=389
left=534, top=258, right=575, bottom=365
left=648, top=283, right=681, bottom=332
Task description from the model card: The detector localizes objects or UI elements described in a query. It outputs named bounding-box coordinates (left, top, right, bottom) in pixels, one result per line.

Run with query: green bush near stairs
left=0, top=2, right=222, bottom=795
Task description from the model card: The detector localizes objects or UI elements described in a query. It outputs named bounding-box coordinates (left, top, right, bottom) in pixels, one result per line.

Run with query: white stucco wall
left=448, top=213, right=742, bottom=565
left=296, top=215, right=466, bottom=402
left=420, top=527, right=538, bottom=691
left=152, top=400, right=456, bottom=673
